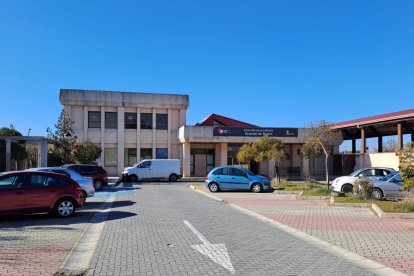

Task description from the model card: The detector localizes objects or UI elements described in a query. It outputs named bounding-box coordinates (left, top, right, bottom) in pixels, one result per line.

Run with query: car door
left=0, top=175, right=25, bottom=213
left=137, top=161, right=153, bottom=180
left=214, top=168, right=233, bottom=189
left=230, top=168, right=250, bottom=190
left=386, top=174, right=408, bottom=198
left=23, top=174, right=56, bottom=211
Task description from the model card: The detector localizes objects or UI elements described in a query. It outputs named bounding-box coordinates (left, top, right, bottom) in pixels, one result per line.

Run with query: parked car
left=27, top=167, right=95, bottom=203
left=0, top=171, right=84, bottom=217
left=205, top=165, right=273, bottom=193
left=122, top=159, right=182, bottom=182
left=369, top=172, right=411, bottom=200
left=332, top=167, right=395, bottom=193
left=62, top=164, right=108, bottom=191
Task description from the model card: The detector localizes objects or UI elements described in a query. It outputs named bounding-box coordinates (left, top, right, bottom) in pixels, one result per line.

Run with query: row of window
left=88, top=112, right=168, bottom=130
left=104, top=148, right=168, bottom=167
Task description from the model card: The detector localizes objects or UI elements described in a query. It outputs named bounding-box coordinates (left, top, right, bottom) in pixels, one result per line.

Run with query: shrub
left=400, top=199, right=414, bottom=212
left=353, top=177, right=373, bottom=200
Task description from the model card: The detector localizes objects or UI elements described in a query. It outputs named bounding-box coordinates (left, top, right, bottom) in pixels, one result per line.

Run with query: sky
left=0, top=0, right=413, bottom=141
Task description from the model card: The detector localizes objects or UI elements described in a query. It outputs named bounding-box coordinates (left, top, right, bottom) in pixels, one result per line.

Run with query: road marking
left=183, top=220, right=235, bottom=274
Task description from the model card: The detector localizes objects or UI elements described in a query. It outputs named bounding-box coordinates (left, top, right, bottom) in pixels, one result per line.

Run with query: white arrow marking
left=183, top=220, right=235, bottom=274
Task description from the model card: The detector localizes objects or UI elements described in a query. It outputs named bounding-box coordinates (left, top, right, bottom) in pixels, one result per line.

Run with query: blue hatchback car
left=205, top=166, right=273, bottom=193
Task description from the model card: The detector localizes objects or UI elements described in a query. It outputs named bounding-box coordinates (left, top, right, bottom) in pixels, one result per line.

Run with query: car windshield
left=380, top=172, right=398, bottom=181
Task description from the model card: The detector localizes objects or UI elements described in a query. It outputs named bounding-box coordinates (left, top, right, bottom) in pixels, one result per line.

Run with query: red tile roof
left=332, top=108, right=414, bottom=129
left=195, top=114, right=259, bottom=127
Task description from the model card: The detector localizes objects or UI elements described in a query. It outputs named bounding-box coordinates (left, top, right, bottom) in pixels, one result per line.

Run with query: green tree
left=74, top=141, right=102, bottom=164
left=301, top=139, right=322, bottom=178
left=303, top=121, right=342, bottom=188
left=236, top=144, right=256, bottom=169
left=47, top=110, right=77, bottom=166
left=252, top=136, right=286, bottom=182
left=398, top=142, right=414, bottom=191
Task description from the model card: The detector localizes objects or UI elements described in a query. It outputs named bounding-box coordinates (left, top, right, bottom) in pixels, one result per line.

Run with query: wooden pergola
left=332, top=108, right=414, bottom=153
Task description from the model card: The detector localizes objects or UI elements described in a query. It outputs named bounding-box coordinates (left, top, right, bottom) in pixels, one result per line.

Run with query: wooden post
left=397, top=123, right=403, bottom=150
left=360, top=128, right=366, bottom=154
left=378, top=136, right=383, bottom=153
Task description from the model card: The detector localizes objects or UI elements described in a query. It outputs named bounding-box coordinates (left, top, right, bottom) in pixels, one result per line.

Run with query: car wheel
left=342, top=184, right=353, bottom=193
left=54, top=198, right=76, bottom=218
left=371, top=188, right=383, bottom=200
left=208, top=182, right=220, bottom=193
left=129, top=174, right=138, bottom=182
left=94, top=180, right=104, bottom=191
left=251, top=183, right=263, bottom=193
left=169, top=174, right=178, bottom=182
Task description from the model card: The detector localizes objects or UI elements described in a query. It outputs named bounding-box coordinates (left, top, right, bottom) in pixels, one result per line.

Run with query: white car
left=27, top=167, right=95, bottom=202
left=122, top=159, right=182, bottom=182
left=332, top=167, right=395, bottom=193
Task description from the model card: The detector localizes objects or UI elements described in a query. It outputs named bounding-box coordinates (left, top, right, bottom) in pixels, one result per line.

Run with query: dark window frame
left=105, top=112, right=117, bottom=129
left=88, top=111, right=101, bottom=128
left=140, top=113, right=153, bottom=129
left=156, top=114, right=168, bottom=130
left=125, top=113, right=137, bottom=129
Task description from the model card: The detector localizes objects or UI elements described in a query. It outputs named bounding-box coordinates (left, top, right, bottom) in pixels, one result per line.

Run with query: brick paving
left=203, top=190, right=414, bottom=275
left=89, top=184, right=382, bottom=275
left=0, top=195, right=107, bottom=276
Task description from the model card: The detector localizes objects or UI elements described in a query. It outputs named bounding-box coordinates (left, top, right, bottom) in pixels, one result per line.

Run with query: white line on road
left=183, top=220, right=235, bottom=274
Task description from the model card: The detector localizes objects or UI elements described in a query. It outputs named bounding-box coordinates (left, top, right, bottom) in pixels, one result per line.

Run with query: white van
left=121, top=159, right=182, bottom=182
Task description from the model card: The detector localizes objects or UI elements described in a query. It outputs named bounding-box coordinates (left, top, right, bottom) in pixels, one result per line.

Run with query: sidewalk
left=197, top=188, right=414, bottom=276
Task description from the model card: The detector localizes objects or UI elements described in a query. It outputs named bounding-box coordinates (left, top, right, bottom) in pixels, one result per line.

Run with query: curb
left=371, top=203, right=414, bottom=219
left=54, top=196, right=115, bottom=276
left=193, top=189, right=406, bottom=276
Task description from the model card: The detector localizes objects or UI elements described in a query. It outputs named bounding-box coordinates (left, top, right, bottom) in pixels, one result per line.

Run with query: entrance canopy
left=332, top=108, right=414, bottom=153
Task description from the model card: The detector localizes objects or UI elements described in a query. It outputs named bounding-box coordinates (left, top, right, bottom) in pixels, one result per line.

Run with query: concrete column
left=219, top=143, right=227, bottom=166
left=397, top=123, right=403, bottom=150
left=360, top=128, right=366, bottom=154
left=179, top=109, right=186, bottom=127
left=136, top=108, right=141, bottom=161
left=182, top=142, right=191, bottom=177
left=83, top=106, right=88, bottom=142
left=40, top=140, right=48, bottom=167
left=117, top=107, right=125, bottom=176
left=214, top=144, right=221, bottom=166
left=5, top=139, right=11, bottom=171
left=352, top=139, right=356, bottom=153
left=378, top=136, right=383, bottom=153
left=100, top=107, right=105, bottom=163
left=168, top=109, right=172, bottom=158
left=152, top=108, right=156, bottom=158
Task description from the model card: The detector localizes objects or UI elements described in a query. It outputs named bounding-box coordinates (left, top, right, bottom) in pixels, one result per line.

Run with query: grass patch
left=333, top=196, right=370, bottom=204
left=375, top=200, right=414, bottom=213
left=272, top=181, right=330, bottom=196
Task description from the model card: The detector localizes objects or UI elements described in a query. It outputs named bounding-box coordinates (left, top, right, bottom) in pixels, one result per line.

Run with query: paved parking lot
left=199, top=189, right=414, bottom=275
left=0, top=185, right=122, bottom=276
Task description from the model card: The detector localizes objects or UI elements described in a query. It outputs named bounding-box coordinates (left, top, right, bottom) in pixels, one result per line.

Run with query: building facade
left=60, top=89, right=189, bottom=176
left=60, top=89, right=339, bottom=177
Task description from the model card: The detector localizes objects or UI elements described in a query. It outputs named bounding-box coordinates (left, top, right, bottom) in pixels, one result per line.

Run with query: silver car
left=27, top=167, right=95, bottom=202
left=370, top=172, right=411, bottom=200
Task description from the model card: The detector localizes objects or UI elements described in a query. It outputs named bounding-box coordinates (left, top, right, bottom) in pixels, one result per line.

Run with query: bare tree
left=303, top=121, right=342, bottom=187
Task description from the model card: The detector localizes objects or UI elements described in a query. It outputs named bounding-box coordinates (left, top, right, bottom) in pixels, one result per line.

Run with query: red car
left=62, top=164, right=108, bottom=191
left=0, top=171, right=84, bottom=218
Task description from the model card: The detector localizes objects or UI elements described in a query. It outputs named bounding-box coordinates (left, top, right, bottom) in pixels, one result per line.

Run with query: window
left=125, top=113, right=137, bottom=129
left=359, top=169, right=375, bottom=177
left=104, top=148, right=118, bottom=167
left=140, top=113, right=152, bottom=129
left=0, top=176, right=17, bottom=188
left=105, top=112, right=117, bottom=129
left=137, top=161, right=151, bottom=168
left=88, top=111, right=101, bottom=128
left=156, top=114, right=168, bottom=130
left=30, top=174, right=47, bottom=187
left=156, top=148, right=168, bottom=159
left=231, top=168, right=246, bottom=177
left=124, top=148, right=137, bottom=167
left=140, top=148, right=152, bottom=160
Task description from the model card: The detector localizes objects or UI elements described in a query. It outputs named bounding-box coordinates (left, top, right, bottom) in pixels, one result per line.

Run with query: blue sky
left=0, top=0, right=413, bottom=140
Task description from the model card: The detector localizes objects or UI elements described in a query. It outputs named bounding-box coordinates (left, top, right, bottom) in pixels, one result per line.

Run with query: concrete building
left=60, top=89, right=189, bottom=176
left=60, top=89, right=340, bottom=178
